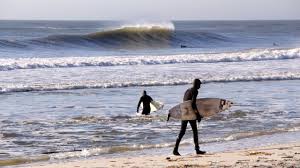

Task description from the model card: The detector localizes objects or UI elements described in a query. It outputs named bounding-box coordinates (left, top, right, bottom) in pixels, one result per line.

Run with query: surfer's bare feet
left=173, top=150, right=181, bottom=156
left=196, top=149, right=206, bottom=155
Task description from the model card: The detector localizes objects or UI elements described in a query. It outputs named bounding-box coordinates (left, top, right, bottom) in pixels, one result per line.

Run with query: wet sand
left=23, top=141, right=300, bottom=168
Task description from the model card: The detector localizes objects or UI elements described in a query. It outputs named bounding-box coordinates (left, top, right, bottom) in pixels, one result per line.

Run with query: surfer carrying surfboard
left=173, top=79, right=206, bottom=156
left=137, top=90, right=153, bottom=115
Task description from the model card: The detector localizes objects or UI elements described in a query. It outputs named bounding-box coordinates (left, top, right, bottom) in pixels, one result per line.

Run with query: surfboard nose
left=228, top=101, right=233, bottom=107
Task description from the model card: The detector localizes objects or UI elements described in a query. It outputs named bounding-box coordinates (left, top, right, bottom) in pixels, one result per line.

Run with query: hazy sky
left=0, top=0, right=299, bottom=20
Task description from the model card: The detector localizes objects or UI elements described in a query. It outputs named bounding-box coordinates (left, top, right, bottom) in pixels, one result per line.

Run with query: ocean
left=0, top=20, right=300, bottom=166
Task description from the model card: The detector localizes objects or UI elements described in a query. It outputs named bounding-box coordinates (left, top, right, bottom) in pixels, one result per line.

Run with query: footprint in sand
left=247, top=151, right=272, bottom=156
left=281, top=155, right=294, bottom=159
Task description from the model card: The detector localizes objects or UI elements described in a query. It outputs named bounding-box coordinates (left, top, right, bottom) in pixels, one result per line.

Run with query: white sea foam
left=49, top=125, right=300, bottom=160
left=50, top=142, right=175, bottom=160
left=120, top=21, right=175, bottom=30
left=1, top=71, right=299, bottom=93
left=0, top=48, right=299, bottom=71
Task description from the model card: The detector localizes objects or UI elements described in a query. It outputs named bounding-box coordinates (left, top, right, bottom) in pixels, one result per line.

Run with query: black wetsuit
left=175, top=87, right=200, bottom=150
left=137, top=95, right=153, bottom=115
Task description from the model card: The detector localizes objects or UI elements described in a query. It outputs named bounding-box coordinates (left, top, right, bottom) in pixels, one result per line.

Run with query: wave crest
left=0, top=48, right=299, bottom=71
left=119, top=22, right=175, bottom=30
left=0, top=22, right=231, bottom=49
left=1, top=71, right=300, bottom=93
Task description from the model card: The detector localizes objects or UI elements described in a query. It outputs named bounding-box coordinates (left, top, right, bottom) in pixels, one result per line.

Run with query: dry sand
left=22, top=142, right=300, bottom=168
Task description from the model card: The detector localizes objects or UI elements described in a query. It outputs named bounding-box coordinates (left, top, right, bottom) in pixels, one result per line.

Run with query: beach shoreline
left=20, top=141, right=300, bottom=168
left=1, top=20, right=300, bottom=168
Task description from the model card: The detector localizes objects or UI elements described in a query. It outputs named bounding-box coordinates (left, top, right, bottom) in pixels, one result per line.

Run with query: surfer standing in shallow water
left=137, top=90, right=153, bottom=115
left=173, top=79, right=206, bottom=155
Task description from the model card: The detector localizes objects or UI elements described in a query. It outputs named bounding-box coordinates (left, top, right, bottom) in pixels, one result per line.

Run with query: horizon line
left=0, top=19, right=300, bottom=21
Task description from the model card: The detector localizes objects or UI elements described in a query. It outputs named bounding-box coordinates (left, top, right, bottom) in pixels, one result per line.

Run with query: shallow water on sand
left=0, top=80, right=300, bottom=162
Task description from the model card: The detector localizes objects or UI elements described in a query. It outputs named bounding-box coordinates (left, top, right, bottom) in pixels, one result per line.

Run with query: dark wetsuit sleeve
left=149, top=96, right=153, bottom=102
left=191, top=89, right=198, bottom=111
left=137, top=97, right=142, bottom=112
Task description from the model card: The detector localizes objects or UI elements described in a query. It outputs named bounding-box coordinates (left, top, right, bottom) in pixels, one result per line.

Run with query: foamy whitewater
left=0, top=20, right=300, bottom=166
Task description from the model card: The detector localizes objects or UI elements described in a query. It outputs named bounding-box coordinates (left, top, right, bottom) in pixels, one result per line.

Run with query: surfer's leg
left=142, top=107, right=151, bottom=115
left=177, top=120, right=188, bottom=140
left=173, top=120, right=188, bottom=155
left=190, top=121, right=206, bottom=154
left=189, top=120, right=199, bottom=150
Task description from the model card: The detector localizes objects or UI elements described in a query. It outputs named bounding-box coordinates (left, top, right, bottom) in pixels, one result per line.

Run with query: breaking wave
left=0, top=48, right=299, bottom=71
left=1, top=71, right=300, bottom=93
left=0, top=22, right=230, bottom=50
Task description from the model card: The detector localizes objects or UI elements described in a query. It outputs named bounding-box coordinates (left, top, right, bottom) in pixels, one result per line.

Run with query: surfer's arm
left=191, top=90, right=198, bottom=111
left=137, top=98, right=142, bottom=113
left=192, top=90, right=203, bottom=120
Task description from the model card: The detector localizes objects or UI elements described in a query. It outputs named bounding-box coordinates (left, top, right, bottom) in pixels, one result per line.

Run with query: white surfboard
left=168, top=98, right=233, bottom=120
left=138, top=101, right=164, bottom=115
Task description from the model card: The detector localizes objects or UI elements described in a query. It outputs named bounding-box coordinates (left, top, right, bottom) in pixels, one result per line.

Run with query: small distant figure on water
left=173, top=79, right=206, bottom=156
left=180, top=44, right=187, bottom=48
left=137, top=90, right=153, bottom=115
left=273, top=42, right=279, bottom=46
